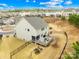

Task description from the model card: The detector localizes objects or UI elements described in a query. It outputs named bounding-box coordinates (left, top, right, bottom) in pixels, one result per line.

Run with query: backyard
left=0, top=17, right=79, bottom=59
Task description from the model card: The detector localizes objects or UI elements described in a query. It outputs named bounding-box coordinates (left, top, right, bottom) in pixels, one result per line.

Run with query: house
left=3, top=18, right=15, bottom=25
left=19, top=12, right=31, bottom=16
left=75, top=10, right=79, bottom=14
left=15, top=16, right=53, bottom=46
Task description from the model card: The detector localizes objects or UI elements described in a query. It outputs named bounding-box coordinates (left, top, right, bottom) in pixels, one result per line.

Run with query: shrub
left=68, top=14, right=79, bottom=28
left=64, top=41, right=79, bottom=59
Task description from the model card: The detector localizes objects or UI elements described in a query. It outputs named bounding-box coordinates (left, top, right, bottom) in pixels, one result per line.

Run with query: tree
left=68, top=14, right=79, bottom=28
left=64, top=41, right=79, bottom=59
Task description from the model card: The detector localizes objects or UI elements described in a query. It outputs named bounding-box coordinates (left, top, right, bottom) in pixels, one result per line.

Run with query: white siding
left=36, top=26, right=50, bottom=45
left=15, top=18, right=37, bottom=41
left=15, top=17, right=52, bottom=46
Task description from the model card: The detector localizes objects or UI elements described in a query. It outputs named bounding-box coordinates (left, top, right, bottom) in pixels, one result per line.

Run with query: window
left=43, top=35, right=46, bottom=38
left=36, top=35, right=40, bottom=40
left=32, top=36, right=35, bottom=41
left=25, top=28, right=30, bottom=31
left=27, top=29, right=30, bottom=31
left=44, top=38, right=48, bottom=42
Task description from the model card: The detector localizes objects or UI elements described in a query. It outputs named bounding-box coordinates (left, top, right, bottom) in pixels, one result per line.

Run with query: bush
left=64, top=41, right=79, bottom=59
left=68, top=14, right=79, bottom=28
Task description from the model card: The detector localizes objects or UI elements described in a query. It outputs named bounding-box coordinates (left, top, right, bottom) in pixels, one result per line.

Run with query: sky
left=0, top=0, right=79, bottom=9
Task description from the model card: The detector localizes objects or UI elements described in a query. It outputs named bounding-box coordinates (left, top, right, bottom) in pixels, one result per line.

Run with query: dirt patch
left=44, top=17, right=79, bottom=59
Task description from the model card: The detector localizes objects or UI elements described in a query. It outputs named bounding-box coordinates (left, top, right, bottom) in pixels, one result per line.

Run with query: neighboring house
left=61, top=10, right=75, bottom=17
left=1, top=17, right=15, bottom=25
left=19, top=12, right=31, bottom=16
left=43, top=12, right=62, bottom=17
left=15, top=16, right=52, bottom=46
left=6, top=17, right=15, bottom=25
left=75, top=10, right=79, bottom=14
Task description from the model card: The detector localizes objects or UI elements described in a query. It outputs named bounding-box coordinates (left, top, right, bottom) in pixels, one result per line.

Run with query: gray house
left=15, top=16, right=53, bottom=46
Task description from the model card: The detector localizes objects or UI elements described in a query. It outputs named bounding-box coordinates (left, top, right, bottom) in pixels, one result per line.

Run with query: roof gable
left=24, top=16, right=47, bottom=30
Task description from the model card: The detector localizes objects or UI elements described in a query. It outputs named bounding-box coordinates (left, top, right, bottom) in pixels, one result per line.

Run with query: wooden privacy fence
left=10, top=41, right=32, bottom=59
